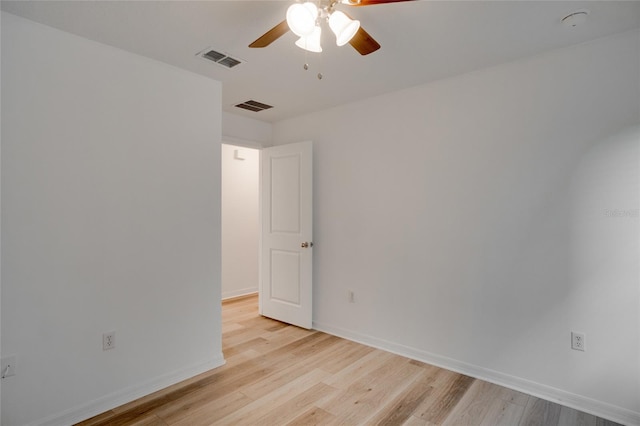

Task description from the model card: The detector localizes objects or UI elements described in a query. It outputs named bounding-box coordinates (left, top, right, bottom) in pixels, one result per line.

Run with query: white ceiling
left=2, top=1, right=639, bottom=123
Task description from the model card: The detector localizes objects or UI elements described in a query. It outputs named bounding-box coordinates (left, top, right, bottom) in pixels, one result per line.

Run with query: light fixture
left=286, top=2, right=319, bottom=37
left=328, top=10, right=360, bottom=46
left=284, top=1, right=362, bottom=55
left=295, top=25, right=323, bottom=52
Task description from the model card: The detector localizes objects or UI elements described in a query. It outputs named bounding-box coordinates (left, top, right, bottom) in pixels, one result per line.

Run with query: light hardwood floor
left=77, top=295, right=621, bottom=426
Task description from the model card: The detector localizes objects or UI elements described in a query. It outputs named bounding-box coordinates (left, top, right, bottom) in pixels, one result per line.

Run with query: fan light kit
left=249, top=0, right=413, bottom=56
left=286, top=2, right=361, bottom=53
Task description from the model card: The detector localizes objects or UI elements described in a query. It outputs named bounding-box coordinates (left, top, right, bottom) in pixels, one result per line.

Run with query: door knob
left=301, top=242, right=313, bottom=248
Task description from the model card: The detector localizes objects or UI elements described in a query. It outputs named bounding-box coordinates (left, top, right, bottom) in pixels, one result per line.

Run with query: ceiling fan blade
left=349, top=26, right=381, bottom=55
left=343, top=0, right=414, bottom=6
left=249, top=20, right=290, bottom=48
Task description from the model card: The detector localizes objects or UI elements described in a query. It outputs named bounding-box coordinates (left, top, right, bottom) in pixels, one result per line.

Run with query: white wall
left=0, top=9, right=3, bottom=420
left=221, top=144, right=260, bottom=299
left=273, top=30, right=640, bottom=424
left=1, top=12, right=223, bottom=426
left=222, top=111, right=272, bottom=147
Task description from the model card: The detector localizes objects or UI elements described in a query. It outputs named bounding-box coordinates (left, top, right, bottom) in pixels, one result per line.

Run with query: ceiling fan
left=249, top=0, right=413, bottom=56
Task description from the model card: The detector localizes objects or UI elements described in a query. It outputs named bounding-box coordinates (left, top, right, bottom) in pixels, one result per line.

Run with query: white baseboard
left=222, top=288, right=258, bottom=300
left=313, top=321, right=640, bottom=426
left=30, top=353, right=226, bottom=426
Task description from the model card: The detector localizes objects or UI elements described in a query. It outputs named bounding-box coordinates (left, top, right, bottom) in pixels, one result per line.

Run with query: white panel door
left=261, top=141, right=312, bottom=329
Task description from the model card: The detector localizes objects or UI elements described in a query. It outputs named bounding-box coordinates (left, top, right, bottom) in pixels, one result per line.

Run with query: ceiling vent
left=197, top=47, right=243, bottom=69
left=235, top=100, right=274, bottom=112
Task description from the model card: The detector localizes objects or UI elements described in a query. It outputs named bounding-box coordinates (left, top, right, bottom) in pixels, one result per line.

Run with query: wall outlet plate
left=571, top=331, right=585, bottom=351
left=103, top=331, right=116, bottom=350
left=1, top=355, right=17, bottom=378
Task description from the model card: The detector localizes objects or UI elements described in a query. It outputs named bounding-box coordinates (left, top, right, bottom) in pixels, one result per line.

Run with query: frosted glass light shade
left=295, top=25, right=323, bottom=52
left=286, top=2, right=319, bottom=37
left=328, top=10, right=360, bottom=46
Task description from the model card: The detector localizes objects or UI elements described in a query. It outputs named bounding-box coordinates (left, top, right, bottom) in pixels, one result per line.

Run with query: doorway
left=222, top=140, right=314, bottom=329
left=221, top=143, right=260, bottom=300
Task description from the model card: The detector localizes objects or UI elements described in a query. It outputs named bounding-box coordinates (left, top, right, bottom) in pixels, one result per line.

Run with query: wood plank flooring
left=77, top=295, right=621, bottom=426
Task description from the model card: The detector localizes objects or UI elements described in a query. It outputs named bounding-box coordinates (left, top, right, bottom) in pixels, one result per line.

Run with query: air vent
left=235, top=100, right=274, bottom=112
left=218, top=56, right=241, bottom=68
left=197, top=48, right=243, bottom=69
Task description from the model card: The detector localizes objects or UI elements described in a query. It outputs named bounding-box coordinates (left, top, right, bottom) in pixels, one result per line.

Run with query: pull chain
left=317, top=49, right=323, bottom=80
left=317, top=23, right=324, bottom=80
left=303, top=44, right=310, bottom=72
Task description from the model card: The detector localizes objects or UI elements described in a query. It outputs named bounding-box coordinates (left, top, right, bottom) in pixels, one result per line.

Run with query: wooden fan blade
left=349, top=26, right=381, bottom=55
left=249, top=20, right=289, bottom=48
left=343, top=0, right=414, bottom=6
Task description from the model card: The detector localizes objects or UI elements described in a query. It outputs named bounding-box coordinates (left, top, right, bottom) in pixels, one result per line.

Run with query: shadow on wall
left=570, top=124, right=640, bottom=412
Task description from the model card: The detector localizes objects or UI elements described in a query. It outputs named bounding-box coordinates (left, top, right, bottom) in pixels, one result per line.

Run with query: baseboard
left=313, top=321, right=640, bottom=426
left=30, top=353, right=226, bottom=426
left=222, top=288, right=258, bottom=300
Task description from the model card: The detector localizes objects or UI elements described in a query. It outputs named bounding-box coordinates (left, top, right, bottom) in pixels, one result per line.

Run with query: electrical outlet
left=348, top=290, right=355, bottom=303
left=571, top=331, right=585, bottom=351
left=103, top=331, right=116, bottom=351
left=1, top=355, right=17, bottom=379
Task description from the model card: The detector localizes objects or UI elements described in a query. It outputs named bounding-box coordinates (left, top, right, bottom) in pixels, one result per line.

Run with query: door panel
left=270, top=249, right=301, bottom=304
left=261, top=141, right=312, bottom=329
left=270, top=154, right=301, bottom=233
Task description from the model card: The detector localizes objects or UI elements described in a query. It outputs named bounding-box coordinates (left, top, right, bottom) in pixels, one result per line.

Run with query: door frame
left=220, top=138, right=312, bottom=328
left=221, top=137, right=264, bottom=305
